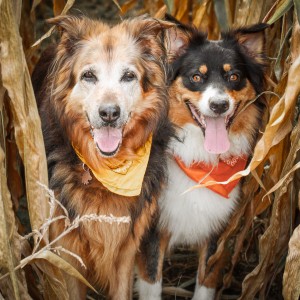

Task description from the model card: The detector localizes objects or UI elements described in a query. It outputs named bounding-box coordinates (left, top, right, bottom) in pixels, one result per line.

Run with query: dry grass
left=0, top=0, right=299, bottom=299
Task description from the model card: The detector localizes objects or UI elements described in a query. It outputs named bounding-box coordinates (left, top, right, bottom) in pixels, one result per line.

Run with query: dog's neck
left=73, top=135, right=153, bottom=197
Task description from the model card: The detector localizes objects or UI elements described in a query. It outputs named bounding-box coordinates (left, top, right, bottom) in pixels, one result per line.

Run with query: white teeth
left=200, top=114, right=206, bottom=128
left=90, top=125, right=95, bottom=137
left=225, top=110, right=236, bottom=125
left=186, top=101, right=206, bottom=129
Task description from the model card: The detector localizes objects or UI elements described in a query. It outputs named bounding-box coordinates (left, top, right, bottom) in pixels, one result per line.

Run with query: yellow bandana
left=73, top=135, right=152, bottom=197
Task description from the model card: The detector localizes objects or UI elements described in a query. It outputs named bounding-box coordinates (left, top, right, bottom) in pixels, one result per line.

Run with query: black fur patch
left=138, top=216, right=161, bottom=281
left=170, top=36, right=265, bottom=95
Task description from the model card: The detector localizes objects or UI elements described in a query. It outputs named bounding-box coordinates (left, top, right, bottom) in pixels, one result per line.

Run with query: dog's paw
left=192, top=285, right=215, bottom=300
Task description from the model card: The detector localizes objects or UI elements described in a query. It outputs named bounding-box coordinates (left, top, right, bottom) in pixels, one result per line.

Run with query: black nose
left=209, top=100, right=229, bottom=114
left=99, top=105, right=121, bottom=123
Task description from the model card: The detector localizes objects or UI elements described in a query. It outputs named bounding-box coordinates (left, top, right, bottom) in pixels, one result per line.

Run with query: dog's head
left=47, top=15, right=172, bottom=165
left=165, top=17, right=268, bottom=156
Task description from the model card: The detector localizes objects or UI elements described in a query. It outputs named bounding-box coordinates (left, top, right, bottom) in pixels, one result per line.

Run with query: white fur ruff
left=159, top=158, right=239, bottom=248
left=159, top=123, right=246, bottom=248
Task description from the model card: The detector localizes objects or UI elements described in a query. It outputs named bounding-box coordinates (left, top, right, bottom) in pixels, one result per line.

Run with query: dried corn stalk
left=1, top=0, right=300, bottom=299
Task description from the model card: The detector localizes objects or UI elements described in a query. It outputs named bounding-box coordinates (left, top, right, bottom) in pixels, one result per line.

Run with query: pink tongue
left=93, top=127, right=122, bottom=153
left=204, top=117, right=230, bottom=154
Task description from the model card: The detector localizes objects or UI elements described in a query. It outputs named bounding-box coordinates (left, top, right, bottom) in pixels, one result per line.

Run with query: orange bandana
left=175, top=156, right=248, bottom=198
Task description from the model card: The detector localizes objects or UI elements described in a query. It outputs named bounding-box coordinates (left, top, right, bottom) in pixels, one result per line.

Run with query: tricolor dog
left=136, top=18, right=268, bottom=300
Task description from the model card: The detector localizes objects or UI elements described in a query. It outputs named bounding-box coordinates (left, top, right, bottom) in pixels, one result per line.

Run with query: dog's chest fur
left=158, top=123, right=246, bottom=248
left=159, top=158, right=239, bottom=247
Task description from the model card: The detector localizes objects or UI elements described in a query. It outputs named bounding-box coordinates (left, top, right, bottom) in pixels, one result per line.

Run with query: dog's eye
left=121, top=71, right=136, bottom=82
left=191, top=74, right=202, bottom=83
left=81, top=71, right=97, bottom=83
left=229, top=74, right=239, bottom=82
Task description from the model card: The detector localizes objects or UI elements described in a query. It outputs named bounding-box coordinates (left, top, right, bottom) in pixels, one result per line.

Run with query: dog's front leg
left=192, top=238, right=227, bottom=300
left=191, top=241, right=216, bottom=300
left=135, top=227, right=170, bottom=300
left=108, top=240, right=137, bottom=300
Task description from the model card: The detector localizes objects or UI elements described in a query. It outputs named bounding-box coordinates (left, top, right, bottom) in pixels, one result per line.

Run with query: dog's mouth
left=185, top=100, right=238, bottom=154
left=90, top=125, right=122, bottom=157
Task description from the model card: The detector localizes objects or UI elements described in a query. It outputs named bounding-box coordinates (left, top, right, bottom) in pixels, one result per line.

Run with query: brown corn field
left=0, top=0, right=299, bottom=299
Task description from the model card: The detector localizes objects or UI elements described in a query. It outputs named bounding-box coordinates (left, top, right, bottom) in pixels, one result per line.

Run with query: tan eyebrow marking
left=199, top=64, right=208, bottom=74
left=223, top=64, right=231, bottom=72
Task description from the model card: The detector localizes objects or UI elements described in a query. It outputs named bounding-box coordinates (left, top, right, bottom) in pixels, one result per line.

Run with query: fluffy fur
left=32, top=15, right=174, bottom=300
left=136, top=17, right=268, bottom=300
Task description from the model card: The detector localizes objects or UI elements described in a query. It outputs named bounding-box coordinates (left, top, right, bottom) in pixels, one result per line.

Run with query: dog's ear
left=127, top=16, right=176, bottom=61
left=165, top=27, right=189, bottom=61
left=164, top=15, right=196, bottom=62
left=222, top=23, right=269, bottom=64
left=47, top=15, right=86, bottom=39
left=128, top=16, right=174, bottom=39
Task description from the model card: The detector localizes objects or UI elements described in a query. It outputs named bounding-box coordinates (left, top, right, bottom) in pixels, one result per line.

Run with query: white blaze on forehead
left=75, top=32, right=141, bottom=82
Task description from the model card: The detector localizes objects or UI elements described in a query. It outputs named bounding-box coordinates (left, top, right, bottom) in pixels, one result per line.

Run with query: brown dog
left=33, top=15, right=173, bottom=300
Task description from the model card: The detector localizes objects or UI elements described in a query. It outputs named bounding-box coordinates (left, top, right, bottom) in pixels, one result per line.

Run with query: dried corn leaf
left=174, top=0, right=188, bottom=22
left=291, top=14, right=300, bottom=61
left=268, top=137, right=289, bottom=183
left=262, top=161, right=300, bottom=201
left=53, top=0, right=66, bottom=17
left=30, top=0, right=41, bottom=24
left=32, top=0, right=75, bottom=47
left=164, top=0, right=174, bottom=14
left=154, top=5, right=168, bottom=19
left=0, top=0, right=49, bottom=234
left=266, top=0, right=293, bottom=24
left=112, top=0, right=122, bottom=12
left=212, top=183, right=259, bottom=298
left=234, top=0, right=270, bottom=26
left=274, top=25, right=292, bottom=81
left=5, top=111, right=24, bottom=212
left=0, top=145, right=30, bottom=300
left=193, top=1, right=210, bottom=28
left=294, top=0, right=300, bottom=25
left=162, top=286, right=193, bottom=297
left=0, top=146, right=19, bottom=299
left=34, top=260, right=69, bottom=300
left=240, top=192, right=292, bottom=298
left=250, top=159, right=273, bottom=215
left=214, top=0, right=229, bottom=29
left=283, top=215, right=300, bottom=300
left=34, top=250, right=98, bottom=293
left=240, top=104, right=300, bottom=299
left=143, top=0, right=165, bottom=17
left=120, top=0, right=137, bottom=15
